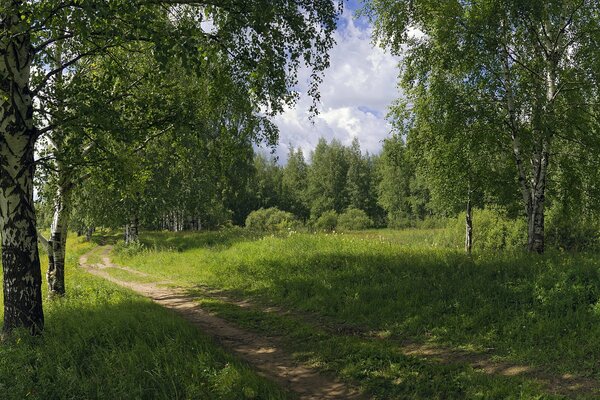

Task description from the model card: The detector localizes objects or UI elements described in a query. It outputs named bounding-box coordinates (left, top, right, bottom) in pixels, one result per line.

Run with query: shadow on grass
left=0, top=297, right=287, bottom=400
left=140, top=229, right=260, bottom=252
left=199, top=299, right=567, bottom=400
left=196, top=248, right=600, bottom=379
left=89, top=230, right=122, bottom=246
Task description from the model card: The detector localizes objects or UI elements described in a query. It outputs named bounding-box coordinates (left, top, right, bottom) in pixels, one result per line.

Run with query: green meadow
left=2, top=229, right=600, bottom=399
left=106, top=229, right=600, bottom=399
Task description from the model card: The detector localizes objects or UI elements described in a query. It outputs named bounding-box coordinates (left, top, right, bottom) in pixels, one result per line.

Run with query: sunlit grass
left=0, top=235, right=288, bottom=400
left=111, top=229, right=600, bottom=398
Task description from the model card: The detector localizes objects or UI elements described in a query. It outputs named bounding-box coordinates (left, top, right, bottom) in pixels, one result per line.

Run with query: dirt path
left=80, top=246, right=364, bottom=400
left=81, top=246, right=600, bottom=399
left=187, top=286, right=600, bottom=398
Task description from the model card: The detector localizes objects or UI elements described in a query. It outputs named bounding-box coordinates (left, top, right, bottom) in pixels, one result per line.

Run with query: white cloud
left=266, top=9, right=401, bottom=163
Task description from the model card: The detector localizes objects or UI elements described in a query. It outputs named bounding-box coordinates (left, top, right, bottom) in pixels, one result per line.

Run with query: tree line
left=1, top=0, right=341, bottom=335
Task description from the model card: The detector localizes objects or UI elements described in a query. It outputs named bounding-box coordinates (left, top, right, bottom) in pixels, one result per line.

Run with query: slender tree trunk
left=0, top=11, right=44, bottom=333
left=124, top=216, right=139, bottom=244
left=47, top=179, right=71, bottom=296
left=502, top=42, right=550, bottom=254
left=526, top=142, right=549, bottom=254
left=85, top=226, right=94, bottom=242
left=465, top=198, right=473, bottom=255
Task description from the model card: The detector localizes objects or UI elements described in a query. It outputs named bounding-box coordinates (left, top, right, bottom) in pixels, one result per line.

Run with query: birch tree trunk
left=47, top=177, right=71, bottom=296
left=465, top=198, right=473, bottom=255
left=527, top=143, right=549, bottom=253
left=526, top=28, right=557, bottom=254
left=0, top=11, right=44, bottom=333
left=502, top=38, right=552, bottom=254
left=85, top=226, right=94, bottom=242
left=125, top=216, right=139, bottom=244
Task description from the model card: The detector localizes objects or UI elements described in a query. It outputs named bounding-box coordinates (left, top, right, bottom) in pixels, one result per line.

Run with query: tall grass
left=0, top=236, right=288, bottom=400
left=115, top=230, right=600, bottom=380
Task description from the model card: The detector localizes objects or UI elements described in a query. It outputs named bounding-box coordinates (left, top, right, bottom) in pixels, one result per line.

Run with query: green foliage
left=337, top=208, right=373, bottom=231
left=252, top=154, right=284, bottom=210
left=281, top=147, right=310, bottom=220
left=365, top=0, right=600, bottom=253
left=376, top=135, right=435, bottom=228
left=346, top=138, right=379, bottom=217
left=313, top=210, right=338, bottom=232
left=546, top=206, right=600, bottom=251
left=445, top=209, right=527, bottom=252
left=245, top=207, right=300, bottom=232
left=307, top=139, right=350, bottom=216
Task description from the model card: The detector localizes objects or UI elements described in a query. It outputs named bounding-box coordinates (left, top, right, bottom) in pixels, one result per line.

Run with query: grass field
left=0, top=235, right=288, bottom=400
left=108, top=229, right=600, bottom=399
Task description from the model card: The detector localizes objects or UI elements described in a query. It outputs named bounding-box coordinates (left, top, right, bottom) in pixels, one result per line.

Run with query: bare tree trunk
left=0, top=11, right=44, bottom=333
left=465, top=198, right=473, bottom=255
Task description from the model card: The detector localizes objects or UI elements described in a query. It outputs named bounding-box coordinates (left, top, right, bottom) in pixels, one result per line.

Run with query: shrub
left=546, top=205, right=600, bottom=251
left=245, top=208, right=300, bottom=232
left=113, top=239, right=146, bottom=257
left=337, top=208, right=373, bottom=231
left=443, top=208, right=527, bottom=252
left=314, top=210, right=338, bottom=232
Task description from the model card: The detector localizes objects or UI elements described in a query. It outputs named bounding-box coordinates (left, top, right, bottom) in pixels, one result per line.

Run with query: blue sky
left=263, top=1, right=400, bottom=163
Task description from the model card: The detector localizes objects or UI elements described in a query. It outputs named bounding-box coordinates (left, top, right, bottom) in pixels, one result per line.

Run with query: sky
left=261, top=1, right=401, bottom=163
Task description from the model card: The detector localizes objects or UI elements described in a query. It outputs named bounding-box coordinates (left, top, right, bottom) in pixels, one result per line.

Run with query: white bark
left=47, top=175, right=71, bottom=295
left=0, top=10, right=44, bottom=333
left=501, top=25, right=556, bottom=254
left=125, top=216, right=139, bottom=244
left=465, top=198, right=473, bottom=255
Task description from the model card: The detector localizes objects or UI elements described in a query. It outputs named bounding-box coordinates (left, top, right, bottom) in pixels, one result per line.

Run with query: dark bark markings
left=0, top=10, right=44, bottom=333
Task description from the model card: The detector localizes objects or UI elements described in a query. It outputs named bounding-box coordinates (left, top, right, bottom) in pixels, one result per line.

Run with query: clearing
left=81, top=229, right=600, bottom=399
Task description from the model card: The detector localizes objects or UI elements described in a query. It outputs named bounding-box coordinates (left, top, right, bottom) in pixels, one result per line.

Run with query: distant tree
left=377, top=135, right=415, bottom=227
left=253, top=154, right=284, bottom=210
left=346, top=138, right=378, bottom=218
left=281, top=147, right=310, bottom=220
left=307, top=139, right=350, bottom=217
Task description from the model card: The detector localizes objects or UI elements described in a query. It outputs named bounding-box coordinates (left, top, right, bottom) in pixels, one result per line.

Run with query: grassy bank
left=110, top=229, right=600, bottom=398
left=0, top=235, right=288, bottom=400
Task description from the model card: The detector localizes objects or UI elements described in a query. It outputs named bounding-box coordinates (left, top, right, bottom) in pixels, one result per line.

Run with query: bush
left=415, top=216, right=452, bottom=229
left=113, top=239, right=146, bottom=257
left=337, top=208, right=373, bottom=231
left=313, top=210, right=338, bottom=232
left=245, top=208, right=300, bottom=232
left=546, top=206, right=600, bottom=251
left=443, top=208, right=527, bottom=252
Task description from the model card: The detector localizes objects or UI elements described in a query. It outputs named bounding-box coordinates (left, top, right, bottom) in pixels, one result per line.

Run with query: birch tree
left=1, top=0, right=341, bottom=334
left=365, top=0, right=600, bottom=253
